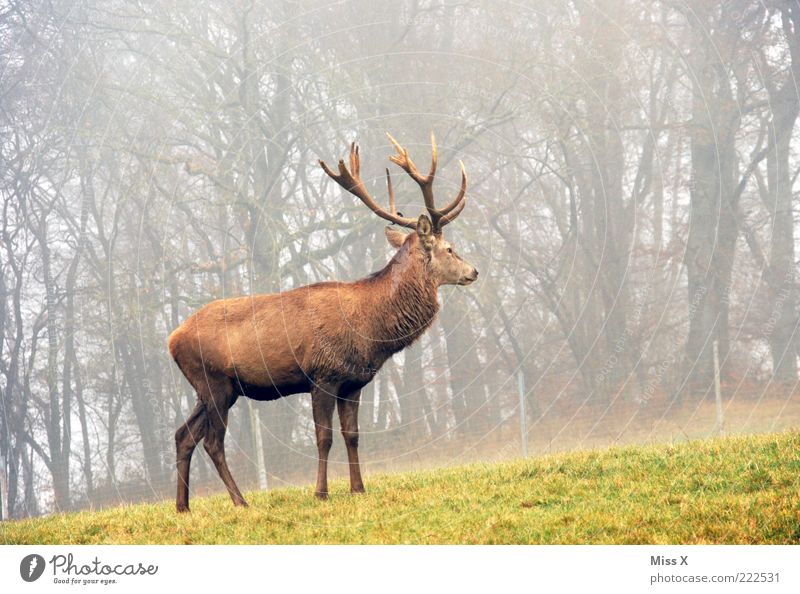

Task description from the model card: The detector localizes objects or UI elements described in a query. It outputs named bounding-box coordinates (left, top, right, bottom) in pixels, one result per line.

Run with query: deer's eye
left=447, top=247, right=453, bottom=254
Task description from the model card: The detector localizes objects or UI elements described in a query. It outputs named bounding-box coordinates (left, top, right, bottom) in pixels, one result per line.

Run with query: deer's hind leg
left=175, top=401, right=207, bottom=513
left=200, top=374, right=248, bottom=507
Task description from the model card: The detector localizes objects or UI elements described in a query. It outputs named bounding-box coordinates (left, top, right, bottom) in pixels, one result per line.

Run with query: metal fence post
left=518, top=370, right=528, bottom=457
left=0, top=454, right=8, bottom=521
left=713, top=340, right=724, bottom=436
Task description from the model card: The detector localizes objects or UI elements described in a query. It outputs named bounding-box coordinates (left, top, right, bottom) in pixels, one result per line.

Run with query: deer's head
left=320, top=132, right=478, bottom=287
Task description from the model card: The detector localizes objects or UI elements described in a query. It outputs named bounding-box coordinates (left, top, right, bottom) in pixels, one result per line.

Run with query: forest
left=2, top=0, right=800, bottom=519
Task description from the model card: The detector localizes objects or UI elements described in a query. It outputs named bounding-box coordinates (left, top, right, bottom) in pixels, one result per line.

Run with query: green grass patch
left=3, top=431, right=799, bottom=544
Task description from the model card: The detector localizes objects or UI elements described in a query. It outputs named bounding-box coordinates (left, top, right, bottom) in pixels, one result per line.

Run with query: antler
left=319, top=133, right=468, bottom=232
left=319, top=143, right=418, bottom=229
left=386, top=131, right=468, bottom=232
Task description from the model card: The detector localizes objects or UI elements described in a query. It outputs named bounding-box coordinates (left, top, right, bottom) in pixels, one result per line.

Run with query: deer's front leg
left=311, top=384, right=337, bottom=499
left=337, top=387, right=365, bottom=494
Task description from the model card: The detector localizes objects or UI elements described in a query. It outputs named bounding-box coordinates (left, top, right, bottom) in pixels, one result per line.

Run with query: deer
left=168, top=132, right=478, bottom=512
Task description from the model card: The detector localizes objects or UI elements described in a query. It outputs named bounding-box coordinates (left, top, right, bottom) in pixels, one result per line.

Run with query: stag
left=168, top=133, right=477, bottom=512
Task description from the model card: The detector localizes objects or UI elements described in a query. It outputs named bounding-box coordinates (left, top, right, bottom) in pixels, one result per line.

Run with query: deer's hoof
left=176, top=504, right=190, bottom=513
left=315, top=491, right=329, bottom=501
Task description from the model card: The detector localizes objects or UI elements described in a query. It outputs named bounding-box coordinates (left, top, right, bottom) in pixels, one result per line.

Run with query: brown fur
left=169, top=228, right=476, bottom=511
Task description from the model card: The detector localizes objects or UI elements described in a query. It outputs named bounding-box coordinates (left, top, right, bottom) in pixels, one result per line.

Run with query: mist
left=1, top=0, right=799, bottom=518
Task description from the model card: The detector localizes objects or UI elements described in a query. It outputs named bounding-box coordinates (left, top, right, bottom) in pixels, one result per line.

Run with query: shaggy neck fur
left=362, top=234, right=440, bottom=357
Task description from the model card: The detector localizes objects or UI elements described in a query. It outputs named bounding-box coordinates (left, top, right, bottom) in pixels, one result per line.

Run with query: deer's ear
left=417, top=214, right=434, bottom=251
left=384, top=226, right=409, bottom=249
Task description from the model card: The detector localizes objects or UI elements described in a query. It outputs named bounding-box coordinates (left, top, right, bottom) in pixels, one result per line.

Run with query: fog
left=1, top=0, right=799, bottom=518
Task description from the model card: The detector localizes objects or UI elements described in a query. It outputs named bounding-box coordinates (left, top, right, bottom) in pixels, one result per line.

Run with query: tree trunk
left=115, top=337, right=166, bottom=491
left=399, top=343, right=430, bottom=440
left=684, top=6, right=741, bottom=395
left=762, top=113, right=798, bottom=383
left=441, top=292, right=486, bottom=437
left=760, top=6, right=800, bottom=383
left=39, top=217, right=71, bottom=511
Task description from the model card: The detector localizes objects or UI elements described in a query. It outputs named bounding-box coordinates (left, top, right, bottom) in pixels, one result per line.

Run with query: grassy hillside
left=3, top=431, right=799, bottom=544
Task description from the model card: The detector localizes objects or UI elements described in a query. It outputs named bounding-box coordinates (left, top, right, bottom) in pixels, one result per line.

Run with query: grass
left=2, top=431, right=799, bottom=544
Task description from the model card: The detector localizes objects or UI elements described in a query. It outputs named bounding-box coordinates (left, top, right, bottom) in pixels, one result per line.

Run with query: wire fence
left=51, top=372, right=800, bottom=515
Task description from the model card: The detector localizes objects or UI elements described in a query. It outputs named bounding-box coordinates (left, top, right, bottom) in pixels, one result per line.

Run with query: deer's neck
left=367, top=245, right=440, bottom=356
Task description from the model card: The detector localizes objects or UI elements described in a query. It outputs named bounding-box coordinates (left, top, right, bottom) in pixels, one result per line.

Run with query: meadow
left=2, top=431, right=798, bottom=545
